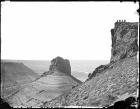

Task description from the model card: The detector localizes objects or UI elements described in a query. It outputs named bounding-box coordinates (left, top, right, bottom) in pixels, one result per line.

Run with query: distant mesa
left=37, top=56, right=72, bottom=78
left=49, top=56, right=71, bottom=75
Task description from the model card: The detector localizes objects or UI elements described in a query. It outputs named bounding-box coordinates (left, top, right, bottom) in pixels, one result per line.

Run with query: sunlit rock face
left=88, top=21, right=138, bottom=80
left=49, top=56, right=71, bottom=75
left=110, top=21, right=138, bottom=63
left=42, top=21, right=139, bottom=108
left=4, top=57, right=81, bottom=107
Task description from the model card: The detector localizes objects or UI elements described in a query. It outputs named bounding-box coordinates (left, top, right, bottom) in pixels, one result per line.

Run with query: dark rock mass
left=88, top=64, right=110, bottom=80
left=42, top=20, right=139, bottom=108
left=49, top=56, right=71, bottom=75
left=0, top=98, right=12, bottom=109
left=88, top=21, right=138, bottom=80
left=107, top=96, right=138, bottom=109
left=110, top=21, right=138, bottom=63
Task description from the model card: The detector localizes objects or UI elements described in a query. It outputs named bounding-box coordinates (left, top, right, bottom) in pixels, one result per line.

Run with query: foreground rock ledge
left=42, top=21, right=139, bottom=108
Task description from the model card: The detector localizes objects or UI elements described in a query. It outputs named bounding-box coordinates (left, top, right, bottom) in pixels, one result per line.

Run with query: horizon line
left=1, top=58, right=109, bottom=61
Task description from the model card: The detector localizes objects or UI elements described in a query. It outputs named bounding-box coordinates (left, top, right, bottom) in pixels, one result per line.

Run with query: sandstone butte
left=41, top=21, right=139, bottom=108
left=1, top=56, right=82, bottom=107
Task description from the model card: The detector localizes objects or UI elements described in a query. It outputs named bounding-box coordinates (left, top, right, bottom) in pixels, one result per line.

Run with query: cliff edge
left=42, top=21, right=139, bottom=108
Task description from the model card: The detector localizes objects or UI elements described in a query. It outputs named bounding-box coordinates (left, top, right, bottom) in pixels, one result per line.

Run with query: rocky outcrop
left=88, top=64, right=110, bottom=80
left=88, top=21, right=139, bottom=81
left=42, top=21, right=139, bottom=108
left=110, top=21, right=138, bottom=63
left=49, top=56, right=71, bottom=75
left=4, top=57, right=81, bottom=107
left=38, top=56, right=73, bottom=79
left=35, top=57, right=73, bottom=80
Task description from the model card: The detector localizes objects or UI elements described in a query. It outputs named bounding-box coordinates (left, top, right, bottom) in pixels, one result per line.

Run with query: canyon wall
left=42, top=21, right=139, bottom=108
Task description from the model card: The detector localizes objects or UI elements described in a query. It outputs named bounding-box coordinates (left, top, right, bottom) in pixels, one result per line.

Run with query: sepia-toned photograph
left=1, top=1, right=139, bottom=108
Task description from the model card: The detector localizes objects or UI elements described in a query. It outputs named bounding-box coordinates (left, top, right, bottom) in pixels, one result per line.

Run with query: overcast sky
left=1, top=2, right=139, bottom=60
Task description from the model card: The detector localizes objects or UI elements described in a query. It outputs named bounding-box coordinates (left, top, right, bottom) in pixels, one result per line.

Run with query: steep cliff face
left=88, top=21, right=139, bottom=80
left=42, top=21, right=139, bottom=108
left=49, top=56, right=71, bottom=75
left=110, top=21, right=138, bottom=63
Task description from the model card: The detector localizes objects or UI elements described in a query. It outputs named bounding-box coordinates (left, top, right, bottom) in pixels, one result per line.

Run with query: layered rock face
left=49, top=56, right=71, bottom=75
left=1, top=62, right=39, bottom=99
left=110, top=21, right=138, bottom=63
left=42, top=21, right=139, bottom=108
left=4, top=57, right=81, bottom=107
left=88, top=21, right=139, bottom=80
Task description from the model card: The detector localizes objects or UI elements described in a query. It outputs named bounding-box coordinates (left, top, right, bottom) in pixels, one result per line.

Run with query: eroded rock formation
left=42, top=20, right=139, bottom=108
left=49, top=56, right=71, bottom=75
left=110, top=21, right=138, bottom=63
left=2, top=57, right=81, bottom=107
left=88, top=21, right=139, bottom=81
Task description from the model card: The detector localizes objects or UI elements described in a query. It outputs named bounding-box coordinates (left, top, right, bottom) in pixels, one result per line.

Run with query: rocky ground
left=1, top=62, right=39, bottom=99
left=41, top=21, right=139, bottom=108
left=1, top=57, right=82, bottom=108
left=1, top=21, right=138, bottom=108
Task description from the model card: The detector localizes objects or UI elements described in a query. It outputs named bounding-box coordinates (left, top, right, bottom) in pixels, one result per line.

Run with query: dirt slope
left=42, top=21, right=139, bottom=107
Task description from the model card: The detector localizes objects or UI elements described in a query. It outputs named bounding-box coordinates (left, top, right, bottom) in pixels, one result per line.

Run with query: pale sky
left=1, top=2, right=139, bottom=60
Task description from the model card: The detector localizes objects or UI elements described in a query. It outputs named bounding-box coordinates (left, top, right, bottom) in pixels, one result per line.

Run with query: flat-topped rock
left=49, top=56, right=71, bottom=75
left=110, top=21, right=138, bottom=63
